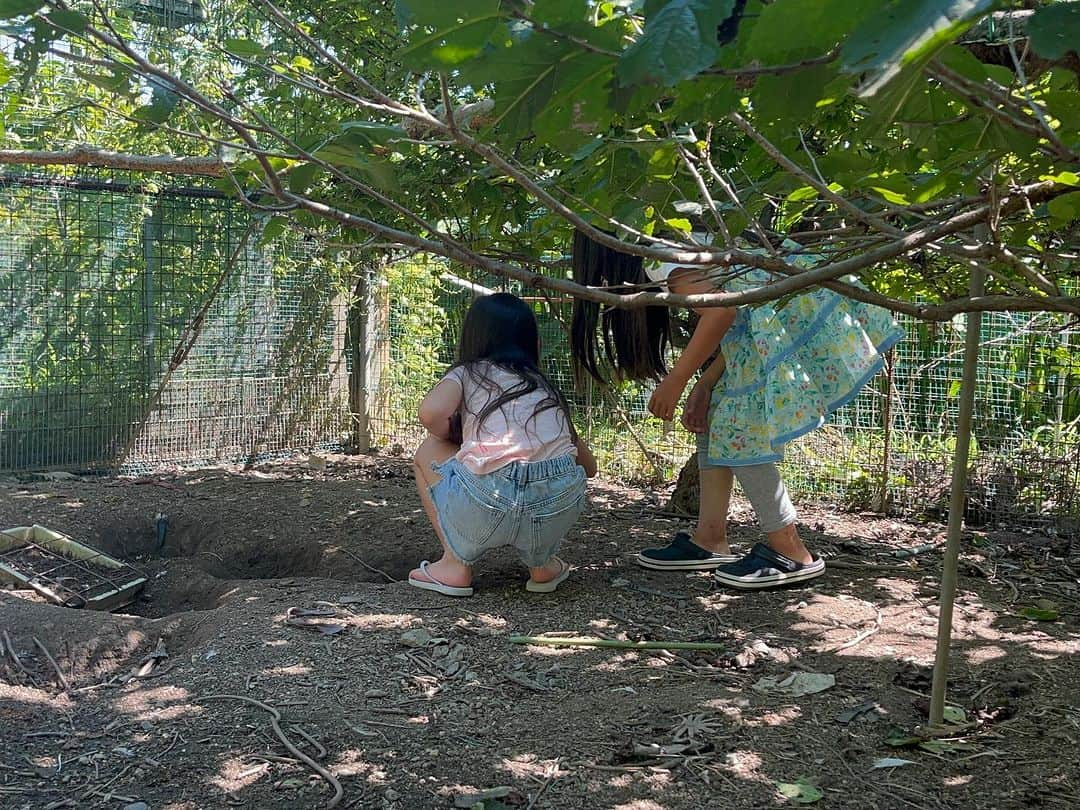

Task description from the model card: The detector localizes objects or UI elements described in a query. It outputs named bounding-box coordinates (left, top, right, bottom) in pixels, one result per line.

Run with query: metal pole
left=929, top=261, right=986, bottom=726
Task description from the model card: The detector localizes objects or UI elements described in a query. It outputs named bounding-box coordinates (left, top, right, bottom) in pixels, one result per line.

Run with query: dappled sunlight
left=347, top=612, right=422, bottom=631
left=722, top=750, right=765, bottom=781
left=744, top=706, right=802, bottom=727
left=641, top=769, right=676, bottom=789
left=210, top=754, right=271, bottom=793
left=964, top=644, right=1008, bottom=664
left=112, top=685, right=201, bottom=723
left=611, top=800, right=668, bottom=810
left=694, top=591, right=743, bottom=613
left=331, top=749, right=389, bottom=781
left=519, top=642, right=588, bottom=657
left=453, top=612, right=507, bottom=634
left=0, top=685, right=75, bottom=709
left=498, top=752, right=562, bottom=780
left=261, top=663, right=311, bottom=677
left=945, top=775, right=976, bottom=787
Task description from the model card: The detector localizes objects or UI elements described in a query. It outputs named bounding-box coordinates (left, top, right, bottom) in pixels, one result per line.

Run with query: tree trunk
left=667, top=453, right=700, bottom=516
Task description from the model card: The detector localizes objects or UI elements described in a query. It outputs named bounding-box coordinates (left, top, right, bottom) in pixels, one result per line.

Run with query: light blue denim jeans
left=430, top=454, right=587, bottom=568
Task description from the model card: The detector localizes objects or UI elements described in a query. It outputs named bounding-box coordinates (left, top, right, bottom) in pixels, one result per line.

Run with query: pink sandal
left=407, top=560, right=474, bottom=597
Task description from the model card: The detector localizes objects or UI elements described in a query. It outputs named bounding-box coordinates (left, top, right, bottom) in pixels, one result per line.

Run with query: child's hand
left=648, top=375, right=686, bottom=422
left=681, top=382, right=710, bottom=434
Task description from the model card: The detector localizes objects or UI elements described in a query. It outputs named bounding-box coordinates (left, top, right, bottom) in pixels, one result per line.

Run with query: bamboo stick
left=508, top=636, right=724, bottom=651
left=929, top=260, right=986, bottom=726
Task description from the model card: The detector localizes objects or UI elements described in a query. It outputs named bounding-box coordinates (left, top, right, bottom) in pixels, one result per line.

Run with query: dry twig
left=31, top=638, right=70, bottom=691
left=203, top=694, right=344, bottom=808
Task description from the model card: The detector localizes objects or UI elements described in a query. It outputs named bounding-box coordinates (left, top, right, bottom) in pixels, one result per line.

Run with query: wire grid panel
left=0, top=174, right=349, bottom=471
left=365, top=259, right=1079, bottom=533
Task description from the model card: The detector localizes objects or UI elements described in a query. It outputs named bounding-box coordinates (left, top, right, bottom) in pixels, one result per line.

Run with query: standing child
left=571, top=231, right=903, bottom=590
left=410, top=292, right=597, bottom=597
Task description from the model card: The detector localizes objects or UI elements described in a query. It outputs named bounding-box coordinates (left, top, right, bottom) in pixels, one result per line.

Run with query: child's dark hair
left=455, top=292, right=578, bottom=441
left=570, top=230, right=670, bottom=384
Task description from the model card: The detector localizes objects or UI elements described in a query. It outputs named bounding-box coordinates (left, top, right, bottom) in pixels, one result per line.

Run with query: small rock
left=384, top=787, right=401, bottom=802
left=123, top=802, right=149, bottom=810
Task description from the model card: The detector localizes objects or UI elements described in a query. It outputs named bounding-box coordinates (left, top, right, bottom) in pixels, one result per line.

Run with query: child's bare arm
left=418, top=378, right=462, bottom=440
left=649, top=307, right=735, bottom=421
left=666, top=307, right=735, bottom=387
left=574, top=437, right=598, bottom=478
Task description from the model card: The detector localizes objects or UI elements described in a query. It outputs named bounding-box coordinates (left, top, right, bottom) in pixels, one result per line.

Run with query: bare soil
left=1, top=453, right=1077, bottom=810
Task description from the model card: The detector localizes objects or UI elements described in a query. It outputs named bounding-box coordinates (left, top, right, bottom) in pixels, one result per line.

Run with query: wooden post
left=347, top=264, right=389, bottom=453
left=929, top=262, right=985, bottom=727
left=876, top=349, right=895, bottom=513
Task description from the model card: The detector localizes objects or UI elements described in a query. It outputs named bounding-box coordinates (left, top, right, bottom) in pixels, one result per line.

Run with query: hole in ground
left=87, top=518, right=325, bottom=618
left=95, top=517, right=324, bottom=579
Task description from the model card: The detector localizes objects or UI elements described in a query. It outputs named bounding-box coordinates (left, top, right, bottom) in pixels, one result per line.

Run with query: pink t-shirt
left=443, top=363, right=576, bottom=475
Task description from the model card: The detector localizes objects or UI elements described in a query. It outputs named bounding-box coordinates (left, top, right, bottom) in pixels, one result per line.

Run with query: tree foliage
left=0, top=0, right=1077, bottom=319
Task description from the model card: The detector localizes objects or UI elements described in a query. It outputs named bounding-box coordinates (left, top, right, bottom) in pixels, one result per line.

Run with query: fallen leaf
left=942, top=705, right=967, bottom=724
left=400, top=628, right=446, bottom=647
left=1018, top=605, right=1059, bottom=621
left=776, top=777, right=822, bottom=804
left=835, top=701, right=882, bottom=725
left=753, top=672, right=835, bottom=697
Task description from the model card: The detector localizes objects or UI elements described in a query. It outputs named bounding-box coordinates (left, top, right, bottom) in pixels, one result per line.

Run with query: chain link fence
left=0, top=174, right=1077, bottom=535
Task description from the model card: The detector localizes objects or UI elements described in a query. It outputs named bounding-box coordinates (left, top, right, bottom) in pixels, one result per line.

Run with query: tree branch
left=0, top=147, right=224, bottom=176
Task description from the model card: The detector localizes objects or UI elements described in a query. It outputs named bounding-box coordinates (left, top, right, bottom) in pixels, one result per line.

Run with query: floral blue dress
left=706, top=264, right=904, bottom=467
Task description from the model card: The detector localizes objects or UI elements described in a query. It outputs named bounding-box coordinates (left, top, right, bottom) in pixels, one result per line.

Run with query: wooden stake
left=929, top=261, right=985, bottom=726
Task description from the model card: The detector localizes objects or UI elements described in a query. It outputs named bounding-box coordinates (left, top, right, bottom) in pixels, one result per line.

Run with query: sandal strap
left=419, top=560, right=449, bottom=588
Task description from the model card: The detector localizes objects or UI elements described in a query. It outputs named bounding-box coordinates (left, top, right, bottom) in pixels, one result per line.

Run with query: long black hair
left=454, top=292, right=578, bottom=441
left=570, top=230, right=671, bottom=384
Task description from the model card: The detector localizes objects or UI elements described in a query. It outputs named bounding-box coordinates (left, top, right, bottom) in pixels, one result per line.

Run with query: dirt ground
left=1, top=453, right=1077, bottom=810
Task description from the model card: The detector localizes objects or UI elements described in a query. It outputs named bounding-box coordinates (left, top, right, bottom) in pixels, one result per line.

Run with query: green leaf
left=1041, top=171, right=1080, bottom=187
left=1028, top=2, right=1080, bottom=60
left=44, top=9, right=87, bottom=33
left=942, top=705, right=967, bottom=724
left=287, top=162, right=322, bottom=194
left=396, top=0, right=502, bottom=69
left=745, top=0, right=878, bottom=63
left=1047, top=191, right=1080, bottom=223
left=776, top=778, right=823, bottom=804
left=132, top=83, right=179, bottom=125
left=751, top=62, right=838, bottom=127
left=0, top=1, right=42, bottom=18
left=470, top=32, right=615, bottom=146
left=617, top=0, right=736, bottom=86
left=75, top=66, right=133, bottom=95
left=1018, top=604, right=1059, bottom=621
left=225, top=38, right=267, bottom=58
left=261, top=216, right=289, bottom=245
left=340, top=119, right=407, bottom=145
left=842, top=0, right=996, bottom=97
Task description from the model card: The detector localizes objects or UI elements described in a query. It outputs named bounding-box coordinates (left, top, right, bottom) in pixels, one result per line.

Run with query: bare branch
left=0, top=147, right=224, bottom=176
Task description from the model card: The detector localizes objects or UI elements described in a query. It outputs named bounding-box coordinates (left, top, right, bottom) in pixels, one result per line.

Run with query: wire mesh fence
left=0, top=174, right=1077, bottom=535
left=0, top=173, right=348, bottom=473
